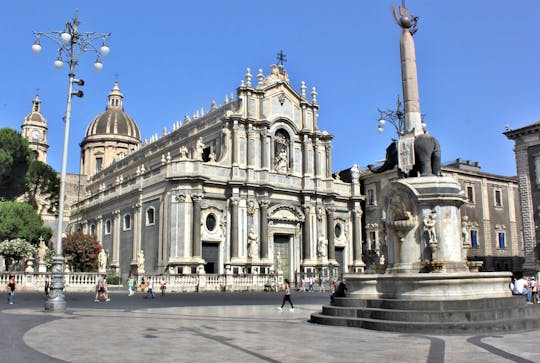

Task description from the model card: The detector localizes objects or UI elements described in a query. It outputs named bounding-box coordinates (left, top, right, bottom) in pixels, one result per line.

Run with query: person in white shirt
left=513, top=276, right=532, bottom=303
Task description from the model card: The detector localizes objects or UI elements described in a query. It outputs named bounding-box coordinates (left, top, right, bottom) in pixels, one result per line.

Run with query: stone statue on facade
left=194, top=137, right=205, bottom=161
left=137, top=249, right=145, bottom=274
left=317, top=235, right=328, bottom=258
left=98, top=248, right=107, bottom=273
left=179, top=145, right=189, bottom=159
left=276, top=251, right=282, bottom=273
left=275, top=147, right=288, bottom=174
left=247, top=229, right=258, bottom=259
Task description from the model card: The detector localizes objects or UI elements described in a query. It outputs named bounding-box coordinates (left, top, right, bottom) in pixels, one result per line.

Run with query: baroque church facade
left=69, top=65, right=365, bottom=280
left=20, top=64, right=525, bottom=281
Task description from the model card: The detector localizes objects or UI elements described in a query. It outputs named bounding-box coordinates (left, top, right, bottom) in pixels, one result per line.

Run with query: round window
left=206, top=214, right=217, bottom=232
left=334, top=223, right=342, bottom=238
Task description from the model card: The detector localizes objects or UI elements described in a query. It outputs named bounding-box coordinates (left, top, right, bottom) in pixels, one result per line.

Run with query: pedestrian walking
left=127, top=274, right=135, bottom=296
left=94, top=274, right=110, bottom=302
left=278, top=278, right=294, bottom=311
left=6, top=275, right=16, bottom=305
left=160, top=275, right=167, bottom=296
left=144, top=276, right=155, bottom=298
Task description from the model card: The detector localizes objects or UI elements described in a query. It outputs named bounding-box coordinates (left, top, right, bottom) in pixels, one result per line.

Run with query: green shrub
left=106, top=275, right=121, bottom=285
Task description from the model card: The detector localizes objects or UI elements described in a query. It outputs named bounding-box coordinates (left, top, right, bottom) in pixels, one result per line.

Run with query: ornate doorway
left=274, top=234, right=291, bottom=280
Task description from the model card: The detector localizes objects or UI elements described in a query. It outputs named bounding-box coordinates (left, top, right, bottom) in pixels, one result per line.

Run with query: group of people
left=137, top=275, right=167, bottom=298
left=298, top=274, right=327, bottom=292
left=277, top=278, right=348, bottom=311
left=510, top=275, right=539, bottom=304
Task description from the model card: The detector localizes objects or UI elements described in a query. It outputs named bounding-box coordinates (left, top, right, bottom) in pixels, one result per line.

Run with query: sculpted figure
left=98, top=249, right=107, bottom=273
left=37, top=239, right=47, bottom=265
left=194, top=137, right=205, bottom=161
left=368, top=132, right=441, bottom=178
left=247, top=229, right=259, bottom=258
left=423, top=212, right=437, bottom=245
left=461, top=215, right=471, bottom=247
left=137, top=250, right=145, bottom=274
left=179, top=145, right=189, bottom=159
left=275, top=147, right=288, bottom=174
left=317, top=235, right=328, bottom=258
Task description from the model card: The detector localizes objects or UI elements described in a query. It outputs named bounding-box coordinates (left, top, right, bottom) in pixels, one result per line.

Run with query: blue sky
left=1, top=1, right=539, bottom=177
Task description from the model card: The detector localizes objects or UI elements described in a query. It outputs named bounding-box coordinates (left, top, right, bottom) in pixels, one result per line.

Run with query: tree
left=0, top=128, right=32, bottom=200
left=0, top=201, right=52, bottom=245
left=0, top=238, right=37, bottom=269
left=26, top=160, right=60, bottom=214
left=62, top=232, right=102, bottom=272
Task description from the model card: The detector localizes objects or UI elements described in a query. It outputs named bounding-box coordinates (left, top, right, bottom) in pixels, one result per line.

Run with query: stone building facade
left=360, top=158, right=523, bottom=273
left=505, top=123, right=540, bottom=275
left=70, top=66, right=365, bottom=281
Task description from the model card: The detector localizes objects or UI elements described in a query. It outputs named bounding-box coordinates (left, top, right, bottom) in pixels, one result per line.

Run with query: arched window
left=123, top=214, right=131, bottom=231
left=105, top=219, right=112, bottom=235
left=89, top=224, right=96, bottom=235
left=273, top=129, right=290, bottom=174
left=146, top=207, right=155, bottom=226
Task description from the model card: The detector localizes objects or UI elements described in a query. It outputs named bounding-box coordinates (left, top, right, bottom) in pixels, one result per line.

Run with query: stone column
left=302, top=134, right=311, bottom=176
left=515, top=145, right=538, bottom=273
left=247, top=125, right=254, bottom=168
left=259, top=199, right=270, bottom=259
left=326, top=144, right=332, bottom=179
left=232, top=121, right=239, bottom=165
left=96, top=215, right=103, bottom=245
left=303, top=204, right=312, bottom=260
left=352, top=206, right=365, bottom=272
left=112, top=209, right=121, bottom=269
left=132, top=202, right=142, bottom=264
left=230, top=197, right=240, bottom=259
left=192, top=194, right=202, bottom=258
left=261, top=129, right=269, bottom=169
left=326, top=206, right=336, bottom=262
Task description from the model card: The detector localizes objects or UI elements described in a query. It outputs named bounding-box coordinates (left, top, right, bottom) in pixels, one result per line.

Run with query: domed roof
left=84, top=81, right=141, bottom=140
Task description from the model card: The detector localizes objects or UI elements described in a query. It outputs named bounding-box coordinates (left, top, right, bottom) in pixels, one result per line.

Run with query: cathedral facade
left=20, top=65, right=525, bottom=281
left=70, top=65, right=365, bottom=281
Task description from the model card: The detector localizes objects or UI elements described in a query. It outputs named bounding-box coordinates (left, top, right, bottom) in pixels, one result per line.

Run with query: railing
left=0, top=272, right=282, bottom=293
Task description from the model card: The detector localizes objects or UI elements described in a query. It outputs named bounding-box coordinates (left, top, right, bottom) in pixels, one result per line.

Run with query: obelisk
left=394, top=2, right=423, bottom=136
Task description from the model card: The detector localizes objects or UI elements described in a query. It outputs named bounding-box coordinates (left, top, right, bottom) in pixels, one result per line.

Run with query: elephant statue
left=368, top=132, right=441, bottom=177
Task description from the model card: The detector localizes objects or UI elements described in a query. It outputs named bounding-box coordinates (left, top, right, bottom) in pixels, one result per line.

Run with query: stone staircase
left=310, top=296, right=540, bottom=334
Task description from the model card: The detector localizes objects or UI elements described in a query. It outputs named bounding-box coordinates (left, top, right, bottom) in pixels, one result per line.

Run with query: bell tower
left=21, top=93, right=49, bottom=163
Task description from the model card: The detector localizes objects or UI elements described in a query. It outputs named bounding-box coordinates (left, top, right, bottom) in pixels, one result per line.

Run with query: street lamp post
left=32, top=12, right=110, bottom=312
left=377, top=96, right=426, bottom=135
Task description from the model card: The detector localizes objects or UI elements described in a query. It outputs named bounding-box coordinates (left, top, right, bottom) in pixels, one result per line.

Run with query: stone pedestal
left=384, top=176, right=468, bottom=273
left=38, top=264, right=47, bottom=273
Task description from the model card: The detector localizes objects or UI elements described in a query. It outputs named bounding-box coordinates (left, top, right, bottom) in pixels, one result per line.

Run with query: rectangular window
left=471, top=230, right=478, bottom=248
left=105, top=220, right=111, bottom=235
left=367, top=189, right=375, bottom=206
left=123, top=214, right=131, bottom=231
left=96, top=157, right=103, bottom=172
left=498, top=232, right=506, bottom=249
left=466, top=185, right=475, bottom=203
left=494, top=190, right=502, bottom=207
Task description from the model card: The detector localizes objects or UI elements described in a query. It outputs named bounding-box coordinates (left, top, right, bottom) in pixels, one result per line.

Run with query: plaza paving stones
left=1, top=292, right=539, bottom=362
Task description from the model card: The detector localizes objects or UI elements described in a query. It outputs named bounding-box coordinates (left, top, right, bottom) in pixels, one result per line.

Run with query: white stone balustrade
left=0, top=272, right=281, bottom=293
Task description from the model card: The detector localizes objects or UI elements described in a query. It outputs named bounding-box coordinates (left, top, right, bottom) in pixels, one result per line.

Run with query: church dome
left=84, top=81, right=141, bottom=140
left=80, top=81, right=141, bottom=176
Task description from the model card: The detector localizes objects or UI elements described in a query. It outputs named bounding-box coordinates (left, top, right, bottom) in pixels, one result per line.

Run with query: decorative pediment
left=268, top=204, right=305, bottom=223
